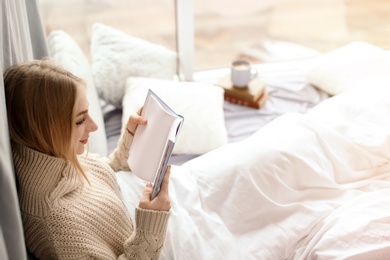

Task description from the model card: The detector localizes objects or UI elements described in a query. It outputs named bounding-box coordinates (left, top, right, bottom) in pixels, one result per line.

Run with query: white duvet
left=117, top=82, right=390, bottom=259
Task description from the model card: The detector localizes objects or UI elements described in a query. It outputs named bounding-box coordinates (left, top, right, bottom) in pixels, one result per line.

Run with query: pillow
left=47, top=30, right=108, bottom=156
left=305, top=41, right=390, bottom=96
left=91, top=23, right=177, bottom=108
left=122, top=77, right=228, bottom=155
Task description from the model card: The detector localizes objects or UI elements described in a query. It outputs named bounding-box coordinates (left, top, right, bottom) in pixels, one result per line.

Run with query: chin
left=77, top=145, right=86, bottom=155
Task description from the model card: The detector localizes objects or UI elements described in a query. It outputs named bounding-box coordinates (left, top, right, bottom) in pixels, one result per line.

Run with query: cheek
left=75, top=126, right=85, bottom=140
left=75, top=126, right=86, bottom=155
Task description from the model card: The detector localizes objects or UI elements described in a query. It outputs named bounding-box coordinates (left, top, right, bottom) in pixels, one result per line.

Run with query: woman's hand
left=126, top=107, right=147, bottom=135
left=138, top=165, right=171, bottom=212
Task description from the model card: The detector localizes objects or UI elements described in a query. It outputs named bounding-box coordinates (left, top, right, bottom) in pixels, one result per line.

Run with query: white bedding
left=117, top=80, right=390, bottom=259
left=104, top=76, right=329, bottom=165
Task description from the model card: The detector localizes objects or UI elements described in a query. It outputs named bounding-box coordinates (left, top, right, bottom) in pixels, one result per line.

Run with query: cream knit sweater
left=12, top=131, right=170, bottom=259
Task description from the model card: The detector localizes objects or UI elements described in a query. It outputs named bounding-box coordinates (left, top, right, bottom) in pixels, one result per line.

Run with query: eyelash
left=76, top=117, right=86, bottom=126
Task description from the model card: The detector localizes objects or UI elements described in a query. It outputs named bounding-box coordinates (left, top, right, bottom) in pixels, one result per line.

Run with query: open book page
left=127, top=90, right=184, bottom=198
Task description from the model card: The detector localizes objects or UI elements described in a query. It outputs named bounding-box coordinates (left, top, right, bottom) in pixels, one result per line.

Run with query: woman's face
left=73, top=84, right=98, bottom=155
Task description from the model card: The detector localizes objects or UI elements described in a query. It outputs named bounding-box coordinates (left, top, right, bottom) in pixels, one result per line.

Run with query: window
left=193, top=0, right=390, bottom=71
left=39, top=0, right=176, bottom=60
left=40, top=0, right=390, bottom=79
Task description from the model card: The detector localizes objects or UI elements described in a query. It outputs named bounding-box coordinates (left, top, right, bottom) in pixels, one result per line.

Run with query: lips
left=80, top=138, right=88, bottom=144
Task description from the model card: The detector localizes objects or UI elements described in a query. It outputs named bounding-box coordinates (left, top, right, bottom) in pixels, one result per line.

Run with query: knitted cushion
left=91, top=23, right=177, bottom=108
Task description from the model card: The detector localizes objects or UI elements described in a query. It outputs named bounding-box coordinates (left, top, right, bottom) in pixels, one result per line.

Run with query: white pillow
left=91, top=23, right=177, bottom=108
left=122, top=77, right=228, bottom=155
left=47, top=30, right=108, bottom=157
left=305, top=41, right=390, bottom=96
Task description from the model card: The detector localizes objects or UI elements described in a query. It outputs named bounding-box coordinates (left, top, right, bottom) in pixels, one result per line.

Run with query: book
left=225, top=90, right=268, bottom=109
left=127, top=89, right=184, bottom=199
left=215, top=73, right=266, bottom=103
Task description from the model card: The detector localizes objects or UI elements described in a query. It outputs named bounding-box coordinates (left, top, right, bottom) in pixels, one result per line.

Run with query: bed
left=3, top=0, right=390, bottom=259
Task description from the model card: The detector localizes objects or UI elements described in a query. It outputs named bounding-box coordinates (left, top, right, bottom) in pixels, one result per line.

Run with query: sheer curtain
left=0, top=0, right=48, bottom=259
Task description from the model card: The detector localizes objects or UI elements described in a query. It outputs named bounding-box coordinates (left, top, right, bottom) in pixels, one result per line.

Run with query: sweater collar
left=12, top=142, right=84, bottom=216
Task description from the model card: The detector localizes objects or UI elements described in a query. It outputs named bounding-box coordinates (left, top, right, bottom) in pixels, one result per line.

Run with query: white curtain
left=0, top=0, right=48, bottom=259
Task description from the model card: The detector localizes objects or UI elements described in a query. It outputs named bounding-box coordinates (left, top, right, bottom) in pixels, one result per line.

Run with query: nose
left=87, top=115, right=98, bottom=133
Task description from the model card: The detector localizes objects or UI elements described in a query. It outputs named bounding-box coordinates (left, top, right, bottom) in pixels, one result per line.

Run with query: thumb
left=140, top=182, right=153, bottom=203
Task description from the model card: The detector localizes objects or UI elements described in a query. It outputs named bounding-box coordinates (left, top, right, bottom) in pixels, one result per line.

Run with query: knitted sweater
left=12, top=131, right=170, bottom=259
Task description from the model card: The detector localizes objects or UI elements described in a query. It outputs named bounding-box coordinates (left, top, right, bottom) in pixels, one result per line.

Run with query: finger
left=130, top=114, right=147, bottom=125
left=127, top=115, right=147, bottom=134
left=140, top=183, right=153, bottom=204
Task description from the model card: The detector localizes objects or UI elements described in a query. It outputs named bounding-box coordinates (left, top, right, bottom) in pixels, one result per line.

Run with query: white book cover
left=127, top=89, right=184, bottom=199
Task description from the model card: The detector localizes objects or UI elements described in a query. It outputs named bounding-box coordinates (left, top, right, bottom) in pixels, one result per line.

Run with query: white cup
left=230, top=60, right=257, bottom=88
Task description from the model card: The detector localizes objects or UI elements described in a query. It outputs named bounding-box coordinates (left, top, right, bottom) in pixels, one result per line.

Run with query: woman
left=4, top=59, right=171, bottom=259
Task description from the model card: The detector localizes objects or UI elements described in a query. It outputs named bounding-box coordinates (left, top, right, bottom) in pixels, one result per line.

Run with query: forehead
left=76, top=82, right=86, bottom=96
left=74, top=84, right=88, bottom=112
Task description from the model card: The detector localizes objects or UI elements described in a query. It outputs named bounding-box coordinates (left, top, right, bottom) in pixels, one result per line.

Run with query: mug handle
left=250, top=68, right=258, bottom=79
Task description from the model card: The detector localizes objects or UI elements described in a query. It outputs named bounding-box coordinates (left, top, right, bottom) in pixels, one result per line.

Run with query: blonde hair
left=4, top=59, right=87, bottom=180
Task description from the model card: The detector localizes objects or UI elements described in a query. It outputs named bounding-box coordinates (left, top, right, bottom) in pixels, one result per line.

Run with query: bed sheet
left=104, top=76, right=328, bottom=165
left=116, top=81, right=390, bottom=259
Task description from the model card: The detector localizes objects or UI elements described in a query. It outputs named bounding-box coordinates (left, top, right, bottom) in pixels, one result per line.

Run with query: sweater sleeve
left=26, top=209, right=170, bottom=260
left=106, top=130, right=134, bottom=172
left=119, top=208, right=171, bottom=260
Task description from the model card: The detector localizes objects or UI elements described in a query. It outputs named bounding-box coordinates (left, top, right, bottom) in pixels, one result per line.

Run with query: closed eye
left=76, top=117, right=86, bottom=125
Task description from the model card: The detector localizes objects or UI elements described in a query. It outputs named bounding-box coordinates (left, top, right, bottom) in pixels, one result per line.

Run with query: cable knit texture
left=12, top=131, right=170, bottom=259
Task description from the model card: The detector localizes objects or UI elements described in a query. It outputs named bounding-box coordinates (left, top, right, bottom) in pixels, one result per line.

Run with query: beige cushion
left=305, top=41, right=390, bottom=96
left=122, top=77, right=228, bottom=155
